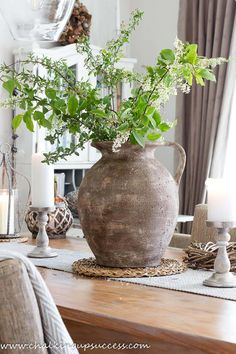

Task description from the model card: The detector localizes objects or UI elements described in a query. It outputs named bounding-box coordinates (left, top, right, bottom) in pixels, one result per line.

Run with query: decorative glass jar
left=0, top=0, right=75, bottom=41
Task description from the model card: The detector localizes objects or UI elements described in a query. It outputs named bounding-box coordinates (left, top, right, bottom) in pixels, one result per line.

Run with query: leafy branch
left=0, top=10, right=228, bottom=163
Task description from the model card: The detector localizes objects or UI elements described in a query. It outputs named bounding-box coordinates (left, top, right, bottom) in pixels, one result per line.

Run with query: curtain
left=176, top=0, right=236, bottom=223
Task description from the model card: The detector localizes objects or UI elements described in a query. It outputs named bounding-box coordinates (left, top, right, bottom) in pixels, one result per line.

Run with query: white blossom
left=0, top=97, right=18, bottom=108
left=198, top=57, right=228, bottom=68
left=112, top=132, right=130, bottom=152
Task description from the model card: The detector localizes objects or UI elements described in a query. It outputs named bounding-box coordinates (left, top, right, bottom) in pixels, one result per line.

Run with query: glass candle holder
left=0, top=143, right=31, bottom=240
left=0, top=0, right=75, bottom=41
left=0, top=189, right=19, bottom=238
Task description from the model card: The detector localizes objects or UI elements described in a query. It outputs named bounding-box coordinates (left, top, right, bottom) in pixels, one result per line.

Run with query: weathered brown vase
left=78, top=141, right=186, bottom=268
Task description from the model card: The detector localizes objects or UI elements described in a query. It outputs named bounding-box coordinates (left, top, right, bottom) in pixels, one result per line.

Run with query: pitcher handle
left=158, top=141, right=186, bottom=186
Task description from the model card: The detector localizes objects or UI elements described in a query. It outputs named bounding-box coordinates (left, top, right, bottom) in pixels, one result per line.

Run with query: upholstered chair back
left=190, top=204, right=217, bottom=242
left=0, top=259, right=49, bottom=354
left=191, top=204, right=236, bottom=242
left=170, top=204, right=236, bottom=248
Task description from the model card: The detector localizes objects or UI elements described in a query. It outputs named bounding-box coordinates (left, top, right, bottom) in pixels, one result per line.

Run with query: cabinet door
left=88, top=143, right=101, bottom=163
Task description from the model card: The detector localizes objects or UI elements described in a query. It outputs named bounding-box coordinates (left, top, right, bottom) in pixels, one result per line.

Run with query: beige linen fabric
left=0, top=251, right=79, bottom=354
left=0, top=258, right=48, bottom=354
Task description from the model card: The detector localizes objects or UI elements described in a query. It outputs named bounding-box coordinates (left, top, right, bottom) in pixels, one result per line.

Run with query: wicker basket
left=25, top=201, right=73, bottom=239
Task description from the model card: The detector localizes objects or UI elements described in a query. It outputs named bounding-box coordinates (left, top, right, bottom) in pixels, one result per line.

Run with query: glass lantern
left=0, top=0, right=75, bottom=42
left=0, top=144, right=31, bottom=239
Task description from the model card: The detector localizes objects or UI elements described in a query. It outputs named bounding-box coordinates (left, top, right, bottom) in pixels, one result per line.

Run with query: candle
left=0, top=190, right=14, bottom=234
left=206, top=178, right=236, bottom=222
left=31, top=153, right=54, bottom=208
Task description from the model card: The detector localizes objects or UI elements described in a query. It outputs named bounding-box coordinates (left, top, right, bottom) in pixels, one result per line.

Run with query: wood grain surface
left=27, top=237, right=236, bottom=354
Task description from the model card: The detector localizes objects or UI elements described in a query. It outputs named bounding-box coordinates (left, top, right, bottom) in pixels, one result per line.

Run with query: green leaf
left=43, top=106, right=49, bottom=114
left=146, top=66, right=154, bottom=76
left=183, top=68, right=193, bottom=85
left=45, top=88, right=57, bottom=100
left=145, top=115, right=156, bottom=129
left=25, top=88, right=34, bottom=100
left=68, top=95, right=79, bottom=116
left=156, top=67, right=167, bottom=77
left=12, top=114, right=23, bottom=129
left=120, top=108, right=132, bottom=118
left=53, top=98, right=66, bottom=112
left=131, top=130, right=145, bottom=147
left=118, top=122, right=129, bottom=132
left=78, top=100, right=87, bottom=112
left=197, top=68, right=216, bottom=82
left=136, top=96, right=146, bottom=110
left=91, top=109, right=107, bottom=118
left=3, top=79, right=15, bottom=95
left=146, top=106, right=155, bottom=117
left=158, top=122, right=174, bottom=132
left=41, top=119, right=52, bottom=129
left=33, top=111, right=52, bottom=129
left=195, top=73, right=205, bottom=86
left=141, top=115, right=149, bottom=126
left=153, top=111, right=161, bottom=126
left=23, top=111, right=34, bottom=132
left=183, top=44, right=198, bottom=64
left=160, top=49, right=175, bottom=64
left=147, top=132, right=161, bottom=141
left=33, top=111, right=44, bottom=121
left=19, top=101, right=26, bottom=110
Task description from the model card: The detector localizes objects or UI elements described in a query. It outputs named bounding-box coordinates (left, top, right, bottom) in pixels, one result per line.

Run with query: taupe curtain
left=176, top=0, right=236, bottom=221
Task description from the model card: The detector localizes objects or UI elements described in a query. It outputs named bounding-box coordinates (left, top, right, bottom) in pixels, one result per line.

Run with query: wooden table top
left=28, top=237, right=236, bottom=352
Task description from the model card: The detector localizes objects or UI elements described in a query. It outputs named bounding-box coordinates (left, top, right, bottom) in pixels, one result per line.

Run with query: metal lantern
left=0, top=144, right=31, bottom=239
left=0, top=0, right=75, bottom=42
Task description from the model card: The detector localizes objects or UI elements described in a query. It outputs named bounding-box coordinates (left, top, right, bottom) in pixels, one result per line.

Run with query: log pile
left=59, top=0, right=92, bottom=45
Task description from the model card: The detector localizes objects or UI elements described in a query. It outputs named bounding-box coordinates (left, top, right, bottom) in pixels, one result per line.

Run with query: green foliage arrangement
left=0, top=9, right=227, bottom=163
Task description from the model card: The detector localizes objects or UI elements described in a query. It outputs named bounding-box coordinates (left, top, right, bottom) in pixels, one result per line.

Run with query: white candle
left=31, top=153, right=54, bottom=208
left=206, top=178, right=236, bottom=222
left=0, top=190, right=14, bottom=234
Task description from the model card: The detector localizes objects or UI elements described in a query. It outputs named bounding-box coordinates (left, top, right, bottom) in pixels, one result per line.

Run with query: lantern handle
left=0, top=143, right=11, bottom=155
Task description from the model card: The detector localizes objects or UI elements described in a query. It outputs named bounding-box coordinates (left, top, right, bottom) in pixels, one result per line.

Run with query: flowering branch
left=0, top=10, right=228, bottom=163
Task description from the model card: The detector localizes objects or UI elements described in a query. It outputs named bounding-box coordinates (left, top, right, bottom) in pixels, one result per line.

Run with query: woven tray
left=184, top=242, right=236, bottom=271
left=72, top=257, right=187, bottom=278
left=0, top=236, right=28, bottom=243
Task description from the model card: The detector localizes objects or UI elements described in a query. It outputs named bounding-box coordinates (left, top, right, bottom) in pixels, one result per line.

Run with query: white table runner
left=0, top=242, right=91, bottom=273
left=1, top=242, right=236, bottom=301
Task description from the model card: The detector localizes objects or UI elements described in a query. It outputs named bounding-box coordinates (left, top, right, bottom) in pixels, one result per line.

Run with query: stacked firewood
left=59, top=0, right=92, bottom=45
left=184, top=242, right=236, bottom=271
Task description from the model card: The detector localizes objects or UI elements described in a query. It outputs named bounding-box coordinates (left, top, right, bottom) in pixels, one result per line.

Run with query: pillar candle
left=0, top=190, right=14, bottom=234
left=206, top=178, right=236, bottom=222
left=31, top=153, right=54, bottom=208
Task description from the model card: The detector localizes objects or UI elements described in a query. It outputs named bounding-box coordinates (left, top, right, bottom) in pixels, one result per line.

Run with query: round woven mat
left=0, top=236, right=28, bottom=243
left=72, top=257, right=187, bottom=278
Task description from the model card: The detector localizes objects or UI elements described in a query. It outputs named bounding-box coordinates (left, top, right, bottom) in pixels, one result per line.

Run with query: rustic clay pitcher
left=78, top=141, right=186, bottom=267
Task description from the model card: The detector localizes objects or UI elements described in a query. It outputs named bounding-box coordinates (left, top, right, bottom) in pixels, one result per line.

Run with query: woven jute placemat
left=72, top=257, right=187, bottom=278
left=0, top=236, right=28, bottom=243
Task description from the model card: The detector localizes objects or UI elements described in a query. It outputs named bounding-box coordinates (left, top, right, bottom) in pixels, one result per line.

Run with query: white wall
left=0, top=13, right=16, bottom=145
left=120, top=0, right=179, bottom=175
left=83, top=0, right=119, bottom=47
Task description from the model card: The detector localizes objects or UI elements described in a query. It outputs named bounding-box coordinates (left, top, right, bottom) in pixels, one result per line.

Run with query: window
left=223, top=80, right=236, bottom=179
